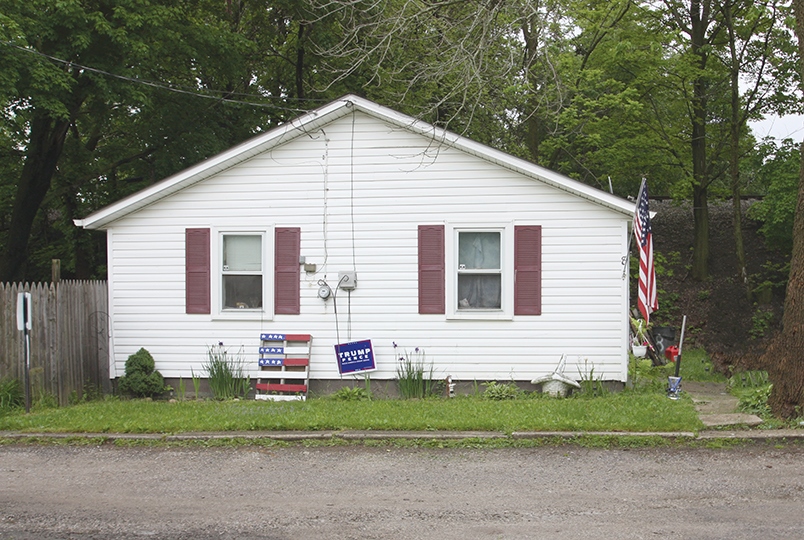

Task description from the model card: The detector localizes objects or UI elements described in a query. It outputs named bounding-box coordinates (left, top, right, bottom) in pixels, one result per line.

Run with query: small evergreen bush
left=118, top=348, right=165, bottom=398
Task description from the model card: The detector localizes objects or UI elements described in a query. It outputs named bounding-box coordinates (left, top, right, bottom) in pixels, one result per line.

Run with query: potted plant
left=630, top=318, right=649, bottom=357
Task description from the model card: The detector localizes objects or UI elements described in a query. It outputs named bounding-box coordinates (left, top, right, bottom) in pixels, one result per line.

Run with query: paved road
left=1, top=442, right=803, bottom=539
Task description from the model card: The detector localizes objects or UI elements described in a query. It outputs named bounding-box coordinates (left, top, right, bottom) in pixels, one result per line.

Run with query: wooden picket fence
left=0, top=281, right=110, bottom=406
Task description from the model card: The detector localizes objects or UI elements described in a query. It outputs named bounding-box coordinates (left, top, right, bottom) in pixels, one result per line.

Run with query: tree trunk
left=724, top=25, right=751, bottom=302
left=522, top=17, right=542, bottom=164
left=689, top=0, right=711, bottom=281
left=691, top=182, right=710, bottom=280
left=763, top=0, right=804, bottom=419
left=765, top=141, right=804, bottom=418
left=295, top=22, right=307, bottom=101
left=0, top=115, right=70, bottom=282
left=726, top=0, right=749, bottom=298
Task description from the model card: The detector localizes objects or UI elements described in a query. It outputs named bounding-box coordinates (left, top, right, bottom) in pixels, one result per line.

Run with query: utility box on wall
left=338, top=271, right=357, bottom=290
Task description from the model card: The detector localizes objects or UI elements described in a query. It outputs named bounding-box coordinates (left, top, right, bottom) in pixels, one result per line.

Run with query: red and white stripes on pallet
left=255, top=334, right=311, bottom=401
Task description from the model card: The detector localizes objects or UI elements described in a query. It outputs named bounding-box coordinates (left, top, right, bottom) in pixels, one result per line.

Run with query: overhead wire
left=0, top=40, right=324, bottom=115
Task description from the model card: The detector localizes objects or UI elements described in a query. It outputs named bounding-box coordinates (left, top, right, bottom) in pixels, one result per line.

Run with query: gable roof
left=75, top=95, right=636, bottom=230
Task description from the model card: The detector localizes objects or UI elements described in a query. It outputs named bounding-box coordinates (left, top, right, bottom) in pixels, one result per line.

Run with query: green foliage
left=750, top=260, right=790, bottom=303
left=737, top=385, right=772, bottom=417
left=481, top=381, right=524, bottom=400
left=124, top=348, right=156, bottom=377
left=678, top=349, right=726, bottom=383
left=749, top=307, right=775, bottom=340
left=176, top=378, right=186, bottom=401
left=203, top=343, right=251, bottom=400
left=118, top=348, right=165, bottom=398
left=0, top=377, right=24, bottom=412
left=576, top=362, right=609, bottom=397
left=191, top=369, right=201, bottom=400
left=748, top=139, right=802, bottom=254
left=655, top=251, right=681, bottom=278
left=331, top=386, right=371, bottom=402
left=395, top=345, right=438, bottom=399
left=629, top=349, right=724, bottom=391
left=0, top=0, right=306, bottom=281
left=629, top=357, right=669, bottom=392
left=68, top=381, right=104, bottom=405
left=729, top=370, right=769, bottom=390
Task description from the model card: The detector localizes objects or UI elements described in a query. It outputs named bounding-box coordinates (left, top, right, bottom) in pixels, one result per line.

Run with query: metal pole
left=675, top=315, right=687, bottom=378
left=23, top=300, right=31, bottom=413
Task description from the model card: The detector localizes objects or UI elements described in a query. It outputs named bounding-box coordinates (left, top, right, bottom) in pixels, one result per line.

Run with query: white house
left=75, top=95, right=638, bottom=395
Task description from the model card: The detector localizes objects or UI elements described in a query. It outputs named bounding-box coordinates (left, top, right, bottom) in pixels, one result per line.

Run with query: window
left=447, top=224, right=513, bottom=320
left=418, top=224, right=540, bottom=319
left=222, top=234, right=263, bottom=310
left=186, top=227, right=300, bottom=317
left=457, top=231, right=502, bottom=310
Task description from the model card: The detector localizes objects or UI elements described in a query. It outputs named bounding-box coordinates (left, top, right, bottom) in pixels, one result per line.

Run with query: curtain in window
left=223, top=235, right=261, bottom=271
left=222, top=235, right=262, bottom=309
left=458, top=232, right=501, bottom=309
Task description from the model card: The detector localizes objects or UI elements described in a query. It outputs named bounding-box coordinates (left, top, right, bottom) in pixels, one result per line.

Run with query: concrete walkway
left=682, top=380, right=764, bottom=428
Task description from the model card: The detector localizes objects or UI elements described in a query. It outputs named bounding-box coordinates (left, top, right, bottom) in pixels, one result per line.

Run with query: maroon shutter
left=514, top=225, right=542, bottom=316
left=418, top=225, right=445, bottom=314
left=275, top=227, right=301, bottom=315
left=186, top=228, right=210, bottom=314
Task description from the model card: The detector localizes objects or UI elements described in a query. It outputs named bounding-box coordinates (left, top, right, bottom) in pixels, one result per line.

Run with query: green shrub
left=738, top=385, right=772, bottom=417
left=482, top=381, right=523, bottom=400
left=204, top=343, right=251, bottom=400
left=118, top=348, right=165, bottom=398
left=0, top=377, right=24, bottom=412
left=332, top=386, right=371, bottom=401
left=125, top=347, right=156, bottom=375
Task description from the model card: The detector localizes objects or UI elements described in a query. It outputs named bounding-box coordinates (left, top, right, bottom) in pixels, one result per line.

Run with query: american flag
left=634, top=179, right=658, bottom=322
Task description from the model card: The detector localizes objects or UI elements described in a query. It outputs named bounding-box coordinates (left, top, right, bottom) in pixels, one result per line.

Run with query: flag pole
left=623, top=179, right=645, bottom=279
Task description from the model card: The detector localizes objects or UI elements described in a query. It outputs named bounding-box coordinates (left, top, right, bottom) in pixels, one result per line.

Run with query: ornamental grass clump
left=204, top=342, right=251, bottom=400
left=0, top=377, right=24, bottom=412
left=394, top=343, right=438, bottom=399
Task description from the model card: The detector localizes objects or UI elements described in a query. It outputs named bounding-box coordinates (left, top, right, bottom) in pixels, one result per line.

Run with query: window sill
left=212, top=309, right=271, bottom=321
left=446, top=309, right=513, bottom=321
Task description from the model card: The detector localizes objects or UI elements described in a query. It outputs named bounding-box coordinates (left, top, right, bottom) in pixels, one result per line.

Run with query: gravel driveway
left=2, top=442, right=803, bottom=539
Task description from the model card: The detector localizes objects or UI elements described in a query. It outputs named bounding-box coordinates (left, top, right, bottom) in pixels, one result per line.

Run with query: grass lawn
left=0, top=392, right=702, bottom=434
left=0, top=352, right=719, bottom=435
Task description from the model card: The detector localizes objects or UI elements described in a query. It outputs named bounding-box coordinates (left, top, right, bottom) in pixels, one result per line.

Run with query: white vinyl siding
left=102, top=110, right=632, bottom=383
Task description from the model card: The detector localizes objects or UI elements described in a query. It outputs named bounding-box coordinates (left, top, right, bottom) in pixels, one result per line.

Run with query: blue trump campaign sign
left=334, top=339, right=376, bottom=375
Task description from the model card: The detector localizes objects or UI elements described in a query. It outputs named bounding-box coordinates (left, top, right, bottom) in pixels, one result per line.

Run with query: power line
left=1, top=40, right=322, bottom=114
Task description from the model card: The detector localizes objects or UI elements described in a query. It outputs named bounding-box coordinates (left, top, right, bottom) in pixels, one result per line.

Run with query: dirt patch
left=649, top=199, right=786, bottom=372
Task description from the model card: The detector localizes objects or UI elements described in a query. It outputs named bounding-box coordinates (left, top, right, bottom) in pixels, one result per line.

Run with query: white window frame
left=210, top=227, right=274, bottom=320
left=446, top=223, right=514, bottom=320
